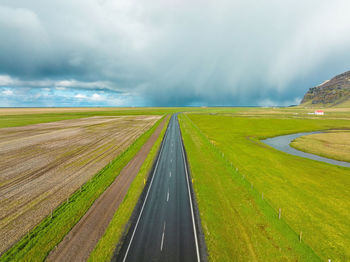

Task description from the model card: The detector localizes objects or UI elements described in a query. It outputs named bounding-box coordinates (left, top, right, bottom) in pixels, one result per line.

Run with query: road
left=115, top=114, right=200, bottom=262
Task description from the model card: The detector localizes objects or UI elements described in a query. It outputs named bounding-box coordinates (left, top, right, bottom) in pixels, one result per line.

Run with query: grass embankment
left=0, top=116, right=166, bottom=262
left=291, top=131, right=350, bottom=162
left=88, top=116, right=170, bottom=261
left=182, top=113, right=350, bottom=261
left=179, top=114, right=320, bottom=261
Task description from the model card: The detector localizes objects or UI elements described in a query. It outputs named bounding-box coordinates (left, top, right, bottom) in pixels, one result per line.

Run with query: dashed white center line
left=170, top=159, right=172, bottom=163
left=167, top=190, right=169, bottom=202
left=160, top=232, right=165, bottom=251
left=160, top=222, right=166, bottom=251
left=169, top=171, right=171, bottom=177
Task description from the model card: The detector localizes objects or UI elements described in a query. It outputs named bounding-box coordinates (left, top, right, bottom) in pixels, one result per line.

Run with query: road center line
left=169, top=171, right=171, bottom=177
left=160, top=222, right=166, bottom=251
left=160, top=232, right=165, bottom=251
left=167, top=190, right=169, bottom=202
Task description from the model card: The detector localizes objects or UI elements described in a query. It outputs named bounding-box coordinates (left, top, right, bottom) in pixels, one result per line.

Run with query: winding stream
left=261, top=131, right=350, bottom=168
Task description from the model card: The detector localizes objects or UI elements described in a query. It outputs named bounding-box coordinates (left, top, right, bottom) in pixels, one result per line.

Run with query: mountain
left=300, top=70, right=350, bottom=107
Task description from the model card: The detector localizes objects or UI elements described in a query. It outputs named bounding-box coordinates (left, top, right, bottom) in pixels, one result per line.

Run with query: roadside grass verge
left=88, top=116, right=170, bottom=261
left=0, top=116, right=166, bottom=262
left=184, top=113, right=350, bottom=261
left=291, top=130, right=350, bottom=162
left=179, top=114, right=320, bottom=261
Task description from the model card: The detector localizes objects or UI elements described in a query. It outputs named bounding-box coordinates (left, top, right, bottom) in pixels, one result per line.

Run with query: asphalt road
left=115, top=114, right=200, bottom=262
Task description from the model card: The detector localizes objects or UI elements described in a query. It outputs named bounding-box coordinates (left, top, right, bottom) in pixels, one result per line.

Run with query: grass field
left=291, top=130, right=350, bottom=162
left=0, top=116, right=164, bottom=262
left=88, top=116, right=170, bottom=261
left=180, top=110, right=350, bottom=261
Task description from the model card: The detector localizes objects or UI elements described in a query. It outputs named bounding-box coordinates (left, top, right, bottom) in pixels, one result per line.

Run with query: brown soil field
left=0, top=115, right=160, bottom=253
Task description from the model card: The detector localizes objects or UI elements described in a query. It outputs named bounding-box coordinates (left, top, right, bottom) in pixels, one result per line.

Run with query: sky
left=1, top=0, right=350, bottom=107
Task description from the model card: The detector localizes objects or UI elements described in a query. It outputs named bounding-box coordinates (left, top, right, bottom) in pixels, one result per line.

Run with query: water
left=262, top=131, right=350, bottom=168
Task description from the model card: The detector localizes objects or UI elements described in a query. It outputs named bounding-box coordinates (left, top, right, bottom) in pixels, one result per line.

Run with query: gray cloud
left=1, top=0, right=350, bottom=106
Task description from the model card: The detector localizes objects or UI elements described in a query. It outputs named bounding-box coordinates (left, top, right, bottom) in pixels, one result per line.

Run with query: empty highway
left=115, top=114, right=201, bottom=262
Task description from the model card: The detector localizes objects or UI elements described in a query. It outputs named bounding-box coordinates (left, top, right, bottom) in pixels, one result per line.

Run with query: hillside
left=300, top=70, right=350, bottom=107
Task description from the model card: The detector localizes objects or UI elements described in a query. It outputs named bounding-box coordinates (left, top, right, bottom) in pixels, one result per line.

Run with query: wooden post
left=279, top=208, right=281, bottom=219
left=299, top=231, right=302, bottom=242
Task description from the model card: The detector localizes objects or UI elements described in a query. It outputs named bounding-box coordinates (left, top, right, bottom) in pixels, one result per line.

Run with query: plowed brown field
left=0, top=115, right=160, bottom=253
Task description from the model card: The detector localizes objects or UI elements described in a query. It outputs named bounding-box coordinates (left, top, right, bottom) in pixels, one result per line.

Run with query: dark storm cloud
left=1, top=0, right=350, bottom=106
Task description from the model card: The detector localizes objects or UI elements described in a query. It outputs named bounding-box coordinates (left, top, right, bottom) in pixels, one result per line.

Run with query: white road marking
left=169, top=171, right=171, bottom=177
left=180, top=127, right=201, bottom=262
left=167, top=190, right=169, bottom=202
left=160, top=232, right=165, bottom=251
left=122, top=121, right=170, bottom=262
left=170, top=159, right=172, bottom=163
left=160, top=222, right=166, bottom=251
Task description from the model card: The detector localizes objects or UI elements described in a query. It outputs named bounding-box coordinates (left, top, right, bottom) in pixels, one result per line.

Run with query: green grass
left=0, top=116, right=165, bottom=262
left=180, top=113, right=350, bottom=261
left=179, top=114, right=320, bottom=261
left=88, top=116, right=170, bottom=261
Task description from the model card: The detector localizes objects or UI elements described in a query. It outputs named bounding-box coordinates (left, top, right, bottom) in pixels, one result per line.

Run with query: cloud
left=91, top=93, right=103, bottom=101
left=0, top=0, right=350, bottom=106
left=74, top=93, right=105, bottom=101
left=0, top=75, right=15, bottom=85
left=2, top=89, right=13, bottom=96
left=74, top=94, right=88, bottom=99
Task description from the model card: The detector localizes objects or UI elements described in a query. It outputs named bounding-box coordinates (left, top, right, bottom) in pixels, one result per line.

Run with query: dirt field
left=0, top=115, right=160, bottom=253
